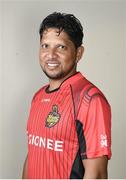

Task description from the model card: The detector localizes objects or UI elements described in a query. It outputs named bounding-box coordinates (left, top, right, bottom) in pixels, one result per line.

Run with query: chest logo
left=45, top=105, right=61, bottom=128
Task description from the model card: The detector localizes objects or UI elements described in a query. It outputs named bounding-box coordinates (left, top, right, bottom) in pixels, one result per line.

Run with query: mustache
left=46, top=58, right=60, bottom=63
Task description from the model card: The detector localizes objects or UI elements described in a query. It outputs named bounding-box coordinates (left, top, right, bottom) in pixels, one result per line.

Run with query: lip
left=46, top=62, right=60, bottom=69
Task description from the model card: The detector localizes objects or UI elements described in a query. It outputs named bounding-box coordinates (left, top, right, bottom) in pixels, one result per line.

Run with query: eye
left=58, top=45, right=66, bottom=50
left=41, top=44, right=48, bottom=49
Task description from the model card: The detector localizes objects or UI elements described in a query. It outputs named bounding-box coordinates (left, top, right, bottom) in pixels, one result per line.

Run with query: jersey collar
left=45, top=72, right=84, bottom=93
left=60, top=72, right=84, bottom=88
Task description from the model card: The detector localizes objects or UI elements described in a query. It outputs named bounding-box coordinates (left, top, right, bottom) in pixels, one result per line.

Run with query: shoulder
left=72, top=77, right=109, bottom=105
left=82, top=83, right=110, bottom=106
left=79, top=83, right=111, bottom=121
left=32, top=84, right=48, bottom=103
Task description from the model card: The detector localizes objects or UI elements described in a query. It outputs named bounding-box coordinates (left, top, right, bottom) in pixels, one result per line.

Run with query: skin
left=22, top=28, right=108, bottom=179
left=83, top=156, right=108, bottom=179
left=39, top=28, right=84, bottom=91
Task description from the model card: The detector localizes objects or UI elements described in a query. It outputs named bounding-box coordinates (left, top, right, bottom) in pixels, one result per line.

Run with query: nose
left=47, top=48, right=58, bottom=59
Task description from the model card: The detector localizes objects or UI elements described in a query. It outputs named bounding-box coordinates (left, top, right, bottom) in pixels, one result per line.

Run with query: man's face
left=39, top=28, right=82, bottom=80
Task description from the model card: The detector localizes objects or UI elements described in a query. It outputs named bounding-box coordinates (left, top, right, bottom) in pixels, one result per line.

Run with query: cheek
left=39, top=52, right=45, bottom=62
left=63, top=53, right=76, bottom=64
left=67, top=50, right=76, bottom=59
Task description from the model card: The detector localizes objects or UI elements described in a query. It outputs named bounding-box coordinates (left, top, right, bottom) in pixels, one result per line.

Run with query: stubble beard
left=41, top=62, right=77, bottom=80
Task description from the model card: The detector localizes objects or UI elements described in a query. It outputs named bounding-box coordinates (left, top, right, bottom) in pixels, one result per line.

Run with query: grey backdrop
left=0, top=0, right=126, bottom=178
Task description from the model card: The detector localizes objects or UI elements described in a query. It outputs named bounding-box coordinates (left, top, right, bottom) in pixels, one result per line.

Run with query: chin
left=44, top=70, right=64, bottom=80
left=42, top=65, right=76, bottom=80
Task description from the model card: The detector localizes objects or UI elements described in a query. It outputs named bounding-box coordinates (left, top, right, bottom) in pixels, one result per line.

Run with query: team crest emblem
left=45, top=105, right=61, bottom=128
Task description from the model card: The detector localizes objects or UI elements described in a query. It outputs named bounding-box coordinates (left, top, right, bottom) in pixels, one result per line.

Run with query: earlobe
left=76, top=46, right=84, bottom=63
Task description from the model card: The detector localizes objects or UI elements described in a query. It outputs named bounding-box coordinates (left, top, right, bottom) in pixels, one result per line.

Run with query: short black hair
left=39, top=12, right=84, bottom=48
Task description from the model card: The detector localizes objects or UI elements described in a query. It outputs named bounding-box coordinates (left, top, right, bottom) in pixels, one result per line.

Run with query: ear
left=76, top=46, right=84, bottom=63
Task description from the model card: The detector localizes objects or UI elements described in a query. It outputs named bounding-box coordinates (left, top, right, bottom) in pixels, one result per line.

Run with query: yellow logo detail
left=46, top=105, right=60, bottom=128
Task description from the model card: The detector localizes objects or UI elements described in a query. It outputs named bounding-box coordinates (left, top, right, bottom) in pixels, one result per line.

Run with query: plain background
left=0, top=0, right=126, bottom=178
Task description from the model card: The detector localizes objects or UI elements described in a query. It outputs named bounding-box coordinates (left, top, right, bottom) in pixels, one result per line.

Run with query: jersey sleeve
left=78, top=95, right=112, bottom=160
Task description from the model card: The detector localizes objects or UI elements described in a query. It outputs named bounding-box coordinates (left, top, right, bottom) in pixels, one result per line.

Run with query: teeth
left=47, top=63, right=58, bottom=67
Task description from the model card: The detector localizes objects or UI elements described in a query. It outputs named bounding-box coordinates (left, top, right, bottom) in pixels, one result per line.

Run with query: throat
left=48, top=80, right=62, bottom=91
left=48, top=71, right=77, bottom=91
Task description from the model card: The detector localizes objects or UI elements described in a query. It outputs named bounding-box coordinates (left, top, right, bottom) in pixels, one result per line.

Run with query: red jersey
left=27, top=72, right=111, bottom=179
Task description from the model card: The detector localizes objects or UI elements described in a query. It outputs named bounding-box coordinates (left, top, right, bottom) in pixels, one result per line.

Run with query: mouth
left=47, top=63, right=59, bottom=67
left=46, top=62, right=60, bottom=69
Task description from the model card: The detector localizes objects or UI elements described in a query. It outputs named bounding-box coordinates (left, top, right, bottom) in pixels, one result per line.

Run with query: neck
left=48, top=71, right=77, bottom=91
left=48, top=80, right=62, bottom=91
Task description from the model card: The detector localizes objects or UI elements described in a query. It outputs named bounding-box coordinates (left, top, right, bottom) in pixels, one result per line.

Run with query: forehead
left=41, top=28, right=71, bottom=42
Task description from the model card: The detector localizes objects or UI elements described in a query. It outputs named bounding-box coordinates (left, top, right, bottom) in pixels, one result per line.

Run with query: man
left=22, top=12, right=111, bottom=179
